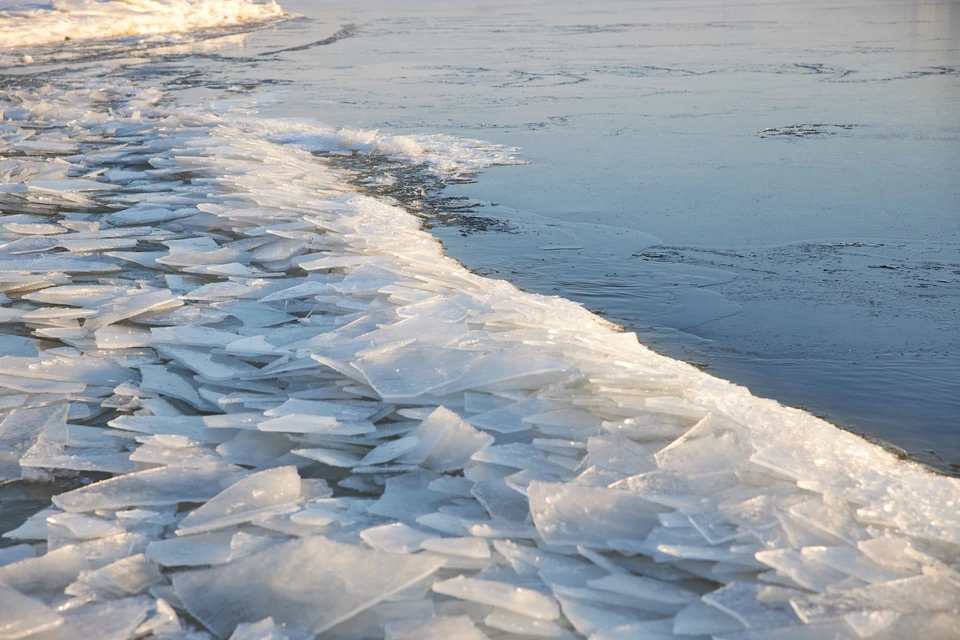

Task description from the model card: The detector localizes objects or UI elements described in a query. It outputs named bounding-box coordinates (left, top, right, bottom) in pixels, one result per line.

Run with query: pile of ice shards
left=0, top=80, right=958, bottom=640
left=0, top=0, right=286, bottom=54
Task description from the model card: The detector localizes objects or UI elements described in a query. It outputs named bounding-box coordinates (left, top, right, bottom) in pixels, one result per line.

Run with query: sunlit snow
left=0, top=0, right=285, bottom=50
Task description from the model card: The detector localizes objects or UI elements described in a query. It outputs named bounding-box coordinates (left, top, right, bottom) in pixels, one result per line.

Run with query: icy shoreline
left=0, top=0, right=285, bottom=56
left=0, top=75, right=959, bottom=640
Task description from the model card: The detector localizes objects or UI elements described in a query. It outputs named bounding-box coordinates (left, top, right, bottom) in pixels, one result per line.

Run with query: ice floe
left=0, top=69, right=957, bottom=640
left=0, top=0, right=285, bottom=51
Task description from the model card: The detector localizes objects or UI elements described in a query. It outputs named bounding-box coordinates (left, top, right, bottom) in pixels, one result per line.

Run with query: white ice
left=0, top=0, right=285, bottom=52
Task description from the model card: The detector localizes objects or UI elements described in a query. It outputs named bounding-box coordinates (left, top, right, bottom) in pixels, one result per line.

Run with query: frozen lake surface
left=0, top=0, right=959, bottom=638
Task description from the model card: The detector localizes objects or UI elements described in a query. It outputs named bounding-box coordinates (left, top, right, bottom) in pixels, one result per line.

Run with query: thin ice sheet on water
left=0, top=583, right=63, bottom=639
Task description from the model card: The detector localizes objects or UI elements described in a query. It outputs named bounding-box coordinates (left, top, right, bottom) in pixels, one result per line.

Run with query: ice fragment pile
left=0, top=75, right=958, bottom=640
left=0, top=0, right=285, bottom=52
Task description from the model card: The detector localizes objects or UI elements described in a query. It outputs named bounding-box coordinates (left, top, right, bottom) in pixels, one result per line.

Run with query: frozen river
left=237, top=0, right=960, bottom=470
left=11, top=0, right=954, bottom=469
left=1, top=1, right=959, bottom=638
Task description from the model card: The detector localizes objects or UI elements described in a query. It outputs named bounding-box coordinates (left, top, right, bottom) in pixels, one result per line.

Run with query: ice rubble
left=0, top=79, right=957, bottom=640
left=0, top=0, right=285, bottom=50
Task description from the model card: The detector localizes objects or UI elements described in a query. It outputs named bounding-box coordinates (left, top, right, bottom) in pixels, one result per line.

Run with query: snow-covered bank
left=0, top=0, right=284, bottom=50
left=0, top=78, right=958, bottom=640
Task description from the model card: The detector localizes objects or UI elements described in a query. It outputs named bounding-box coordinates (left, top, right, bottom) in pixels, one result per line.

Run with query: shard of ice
left=53, top=461, right=246, bottom=512
left=433, top=576, right=561, bottom=621
left=173, top=537, right=445, bottom=637
left=175, top=466, right=301, bottom=536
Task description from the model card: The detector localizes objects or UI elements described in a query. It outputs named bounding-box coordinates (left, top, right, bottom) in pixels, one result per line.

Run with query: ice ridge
left=0, top=78, right=958, bottom=640
left=0, top=0, right=286, bottom=51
